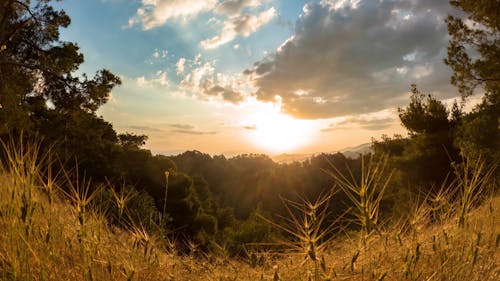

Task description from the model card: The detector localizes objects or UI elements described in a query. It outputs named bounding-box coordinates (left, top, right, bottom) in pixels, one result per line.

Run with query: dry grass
left=0, top=141, right=498, bottom=280
left=324, top=155, right=391, bottom=240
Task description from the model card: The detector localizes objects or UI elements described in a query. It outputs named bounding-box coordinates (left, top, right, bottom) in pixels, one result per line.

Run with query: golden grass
left=0, top=142, right=498, bottom=280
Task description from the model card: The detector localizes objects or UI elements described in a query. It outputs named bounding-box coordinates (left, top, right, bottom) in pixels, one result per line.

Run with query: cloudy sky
left=57, top=0, right=464, bottom=155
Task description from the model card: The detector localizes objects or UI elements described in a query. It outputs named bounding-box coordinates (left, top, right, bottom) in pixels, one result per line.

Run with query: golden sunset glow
left=246, top=109, right=316, bottom=153
left=47, top=0, right=455, bottom=156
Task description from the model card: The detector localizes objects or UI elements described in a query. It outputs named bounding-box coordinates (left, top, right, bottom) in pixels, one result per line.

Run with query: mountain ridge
left=272, top=142, right=372, bottom=164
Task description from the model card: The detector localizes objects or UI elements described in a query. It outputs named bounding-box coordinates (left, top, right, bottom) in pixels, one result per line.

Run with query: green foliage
left=98, top=185, right=159, bottom=230
left=0, top=0, right=498, bottom=257
left=170, top=151, right=358, bottom=222
left=372, top=0, right=499, bottom=202
left=443, top=0, right=500, bottom=172
left=455, top=105, right=500, bottom=165
left=0, top=0, right=121, bottom=184
left=445, top=0, right=500, bottom=99
left=118, top=133, right=148, bottom=149
left=0, top=0, right=121, bottom=132
left=375, top=85, right=460, bottom=194
left=1, top=146, right=499, bottom=280
left=195, top=213, right=217, bottom=235
left=222, top=211, right=275, bottom=256
left=399, top=85, right=451, bottom=135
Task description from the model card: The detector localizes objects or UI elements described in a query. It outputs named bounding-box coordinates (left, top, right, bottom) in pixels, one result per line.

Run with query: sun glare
left=247, top=108, right=315, bottom=153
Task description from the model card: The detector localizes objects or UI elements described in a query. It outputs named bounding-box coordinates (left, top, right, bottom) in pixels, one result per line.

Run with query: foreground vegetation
left=0, top=141, right=498, bottom=281
left=1, top=0, right=499, bottom=279
left=1, top=0, right=499, bottom=251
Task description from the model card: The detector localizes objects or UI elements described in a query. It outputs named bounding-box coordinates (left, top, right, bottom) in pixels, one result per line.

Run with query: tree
left=398, top=84, right=451, bottom=135
left=445, top=0, right=500, bottom=100
left=445, top=0, right=500, bottom=165
left=0, top=0, right=123, bottom=183
left=375, top=85, right=460, bottom=192
left=0, top=0, right=121, bottom=136
left=118, top=133, right=148, bottom=148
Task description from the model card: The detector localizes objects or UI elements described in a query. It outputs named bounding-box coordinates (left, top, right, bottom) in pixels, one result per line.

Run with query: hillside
left=1, top=1, right=499, bottom=280
left=1, top=152, right=498, bottom=281
left=272, top=143, right=372, bottom=164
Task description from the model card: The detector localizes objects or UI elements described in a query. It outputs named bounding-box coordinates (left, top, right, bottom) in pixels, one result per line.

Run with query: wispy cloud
left=168, top=123, right=216, bottom=135
left=176, top=57, right=186, bottom=75
left=201, top=7, right=277, bottom=49
left=215, top=0, right=261, bottom=14
left=136, top=70, right=169, bottom=87
left=172, top=129, right=217, bottom=135
left=243, top=124, right=257, bottom=130
left=129, top=125, right=163, bottom=132
left=129, top=0, right=276, bottom=49
left=129, top=0, right=217, bottom=30
left=170, top=123, right=195, bottom=130
left=321, top=115, right=395, bottom=132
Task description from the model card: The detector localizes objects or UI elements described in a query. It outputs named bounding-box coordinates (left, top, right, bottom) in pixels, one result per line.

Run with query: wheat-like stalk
left=454, top=157, right=496, bottom=228
left=259, top=190, right=343, bottom=280
left=108, top=181, right=136, bottom=224
left=324, top=155, right=392, bottom=240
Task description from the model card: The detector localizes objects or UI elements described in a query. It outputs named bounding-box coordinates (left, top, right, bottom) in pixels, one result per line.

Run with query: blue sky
left=54, top=0, right=463, bottom=155
left=57, top=0, right=303, bottom=77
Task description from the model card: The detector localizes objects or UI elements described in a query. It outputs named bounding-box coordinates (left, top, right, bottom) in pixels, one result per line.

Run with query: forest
left=0, top=0, right=499, bottom=280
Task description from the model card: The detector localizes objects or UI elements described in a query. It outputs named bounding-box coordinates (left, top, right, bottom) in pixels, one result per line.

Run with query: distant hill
left=271, top=153, right=313, bottom=164
left=272, top=142, right=372, bottom=163
left=339, top=143, right=372, bottom=159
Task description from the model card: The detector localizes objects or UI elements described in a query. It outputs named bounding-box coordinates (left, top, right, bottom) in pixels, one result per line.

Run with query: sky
left=55, top=0, right=466, bottom=156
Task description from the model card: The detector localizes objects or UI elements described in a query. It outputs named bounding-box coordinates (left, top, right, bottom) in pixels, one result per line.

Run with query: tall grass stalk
left=429, top=176, right=456, bottom=222
left=60, top=165, right=101, bottom=245
left=108, top=181, right=136, bottom=224
left=0, top=135, right=49, bottom=279
left=325, top=155, right=392, bottom=240
left=259, top=191, right=342, bottom=281
left=453, top=157, right=495, bottom=228
left=161, top=171, right=169, bottom=225
left=0, top=135, right=498, bottom=280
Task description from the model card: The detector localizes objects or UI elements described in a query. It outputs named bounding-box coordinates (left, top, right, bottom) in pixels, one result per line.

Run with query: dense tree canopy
left=0, top=0, right=122, bottom=176
left=444, top=0, right=500, bottom=164
left=445, top=0, right=500, bottom=100
left=0, top=0, right=121, bottom=132
left=0, top=0, right=498, bottom=255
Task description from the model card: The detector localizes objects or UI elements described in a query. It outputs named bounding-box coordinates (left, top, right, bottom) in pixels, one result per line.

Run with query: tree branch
left=0, top=58, right=76, bottom=90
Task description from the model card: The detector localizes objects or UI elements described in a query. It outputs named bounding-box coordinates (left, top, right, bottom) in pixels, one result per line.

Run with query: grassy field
left=0, top=143, right=498, bottom=281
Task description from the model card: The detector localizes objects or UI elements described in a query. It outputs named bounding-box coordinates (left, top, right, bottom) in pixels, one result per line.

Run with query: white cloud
left=136, top=70, right=169, bottom=87
left=193, top=53, right=202, bottom=65
left=146, top=48, right=169, bottom=65
left=411, top=63, right=433, bottom=79
left=201, top=7, right=277, bottom=49
left=321, top=109, right=397, bottom=131
left=128, top=0, right=275, bottom=49
left=129, top=0, right=217, bottom=30
left=182, top=62, right=215, bottom=90
left=107, top=92, right=118, bottom=104
left=152, top=49, right=168, bottom=58
left=321, top=0, right=362, bottom=10
left=136, top=76, right=147, bottom=87
left=176, top=57, right=186, bottom=75
left=178, top=55, right=254, bottom=104
left=216, top=0, right=262, bottom=14
left=245, top=0, right=456, bottom=119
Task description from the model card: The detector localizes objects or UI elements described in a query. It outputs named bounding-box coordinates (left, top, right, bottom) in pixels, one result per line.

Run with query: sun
left=247, top=109, right=315, bottom=153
